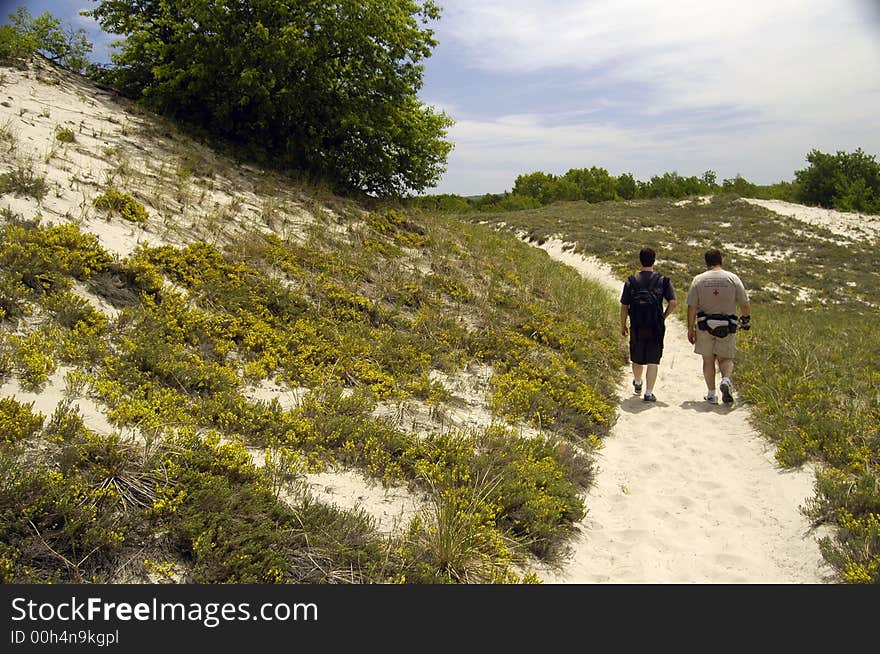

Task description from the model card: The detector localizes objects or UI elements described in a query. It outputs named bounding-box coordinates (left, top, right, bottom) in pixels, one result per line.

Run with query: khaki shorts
left=694, top=328, right=737, bottom=359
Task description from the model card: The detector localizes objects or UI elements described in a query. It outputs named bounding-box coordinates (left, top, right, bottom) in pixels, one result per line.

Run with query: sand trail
left=532, top=238, right=832, bottom=583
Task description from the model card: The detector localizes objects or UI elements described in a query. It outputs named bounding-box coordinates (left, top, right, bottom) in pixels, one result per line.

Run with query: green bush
left=0, top=165, right=48, bottom=201
left=0, top=222, right=112, bottom=289
left=0, top=397, right=44, bottom=446
left=43, top=291, right=107, bottom=332
left=795, top=148, right=880, bottom=213
left=0, top=272, right=32, bottom=322
left=3, top=8, right=93, bottom=72
left=94, top=188, right=148, bottom=223
left=0, top=24, right=33, bottom=64
left=55, top=127, right=75, bottom=143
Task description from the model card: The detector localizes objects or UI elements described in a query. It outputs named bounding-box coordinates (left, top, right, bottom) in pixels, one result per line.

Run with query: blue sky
left=5, top=0, right=880, bottom=196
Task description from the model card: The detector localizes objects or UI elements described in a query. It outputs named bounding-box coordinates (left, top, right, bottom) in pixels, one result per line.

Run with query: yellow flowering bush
left=94, top=188, right=148, bottom=223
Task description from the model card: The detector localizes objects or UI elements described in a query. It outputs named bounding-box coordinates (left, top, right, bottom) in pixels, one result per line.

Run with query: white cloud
left=426, top=0, right=880, bottom=193
left=432, top=107, right=877, bottom=196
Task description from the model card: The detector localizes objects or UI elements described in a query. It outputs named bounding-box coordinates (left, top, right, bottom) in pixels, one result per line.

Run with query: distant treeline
left=413, top=148, right=880, bottom=214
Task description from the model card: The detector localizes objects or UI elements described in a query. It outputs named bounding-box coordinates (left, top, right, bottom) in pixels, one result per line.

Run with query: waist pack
left=697, top=311, right=738, bottom=338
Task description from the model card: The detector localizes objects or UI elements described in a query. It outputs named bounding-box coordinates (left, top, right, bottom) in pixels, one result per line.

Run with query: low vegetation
left=0, top=163, right=48, bottom=201
left=468, top=194, right=880, bottom=583
left=93, top=188, right=149, bottom=223
left=0, top=203, right=624, bottom=583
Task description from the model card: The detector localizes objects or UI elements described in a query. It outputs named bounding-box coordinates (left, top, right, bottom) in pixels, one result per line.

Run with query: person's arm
left=620, top=303, right=629, bottom=337
left=687, top=304, right=698, bottom=344
left=663, top=278, right=677, bottom=319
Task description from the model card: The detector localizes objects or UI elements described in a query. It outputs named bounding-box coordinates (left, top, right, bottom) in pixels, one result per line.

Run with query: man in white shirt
left=686, top=248, right=751, bottom=404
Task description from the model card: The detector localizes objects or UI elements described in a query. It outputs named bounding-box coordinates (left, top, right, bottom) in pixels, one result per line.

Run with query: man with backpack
left=620, top=247, right=677, bottom=402
left=686, top=248, right=751, bottom=404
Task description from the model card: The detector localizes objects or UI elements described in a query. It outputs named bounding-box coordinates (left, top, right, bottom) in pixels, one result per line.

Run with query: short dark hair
left=639, top=247, right=656, bottom=267
left=705, top=248, right=723, bottom=267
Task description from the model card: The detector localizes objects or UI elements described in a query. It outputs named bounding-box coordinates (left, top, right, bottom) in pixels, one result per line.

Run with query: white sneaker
left=705, top=393, right=717, bottom=404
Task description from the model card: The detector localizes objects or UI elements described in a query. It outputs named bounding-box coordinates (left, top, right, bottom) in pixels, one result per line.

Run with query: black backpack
left=627, top=273, right=664, bottom=334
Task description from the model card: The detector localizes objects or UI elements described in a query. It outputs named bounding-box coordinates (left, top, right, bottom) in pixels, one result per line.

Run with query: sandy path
left=531, top=238, right=833, bottom=583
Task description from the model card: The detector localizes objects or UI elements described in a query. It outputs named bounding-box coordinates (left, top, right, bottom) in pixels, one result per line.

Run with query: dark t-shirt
left=620, top=271, right=676, bottom=340
left=620, top=271, right=676, bottom=306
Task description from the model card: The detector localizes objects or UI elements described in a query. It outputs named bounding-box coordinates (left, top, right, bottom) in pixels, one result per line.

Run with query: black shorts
left=630, top=334, right=663, bottom=365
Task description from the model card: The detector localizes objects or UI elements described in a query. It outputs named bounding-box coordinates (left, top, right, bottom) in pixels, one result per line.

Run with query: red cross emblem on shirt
left=713, top=290, right=720, bottom=295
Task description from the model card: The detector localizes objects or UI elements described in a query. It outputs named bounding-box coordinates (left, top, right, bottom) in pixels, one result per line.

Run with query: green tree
left=721, top=174, right=758, bottom=197
left=1, top=7, right=93, bottom=72
left=795, top=148, right=880, bottom=212
left=410, top=193, right=473, bottom=213
left=644, top=171, right=700, bottom=199
left=700, top=170, right=717, bottom=188
left=561, top=167, right=617, bottom=203
left=512, top=171, right=558, bottom=204
left=87, top=0, right=453, bottom=197
left=794, top=149, right=841, bottom=208
left=615, top=172, right=638, bottom=200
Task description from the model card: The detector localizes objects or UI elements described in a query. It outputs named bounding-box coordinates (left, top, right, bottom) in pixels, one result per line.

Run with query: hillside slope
left=1, top=56, right=625, bottom=583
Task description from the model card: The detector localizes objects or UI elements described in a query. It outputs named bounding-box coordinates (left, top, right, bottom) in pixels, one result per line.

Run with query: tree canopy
left=794, top=148, right=880, bottom=213
left=87, top=0, right=453, bottom=197
left=0, top=7, right=92, bottom=72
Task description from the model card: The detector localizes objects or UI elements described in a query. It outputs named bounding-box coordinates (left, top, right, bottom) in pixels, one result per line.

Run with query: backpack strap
left=645, top=272, right=662, bottom=294
left=629, top=272, right=661, bottom=292
left=633, top=272, right=662, bottom=298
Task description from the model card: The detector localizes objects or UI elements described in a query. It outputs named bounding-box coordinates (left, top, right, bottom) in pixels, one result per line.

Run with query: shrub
left=0, top=272, right=32, bottom=322
left=43, top=291, right=108, bottom=332
left=7, top=329, right=58, bottom=391
left=0, top=463, right=133, bottom=582
left=0, top=397, right=45, bottom=446
left=55, top=126, right=75, bottom=143
left=158, top=428, right=390, bottom=583
left=0, top=222, right=112, bottom=287
left=400, top=474, right=520, bottom=583
left=94, top=188, right=148, bottom=223
left=0, top=165, right=48, bottom=200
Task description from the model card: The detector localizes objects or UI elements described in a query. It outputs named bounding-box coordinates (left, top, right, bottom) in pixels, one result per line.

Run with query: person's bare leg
left=632, top=362, right=644, bottom=384
left=645, top=363, right=658, bottom=394
left=631, top=362, right=644, bottom=394
left=702, top=355, right=716, bottom=390
left=718, top=357, right=735, bottom=402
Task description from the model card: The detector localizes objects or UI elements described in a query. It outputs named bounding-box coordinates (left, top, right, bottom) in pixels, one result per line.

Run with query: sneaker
left=720, top=380, right=733, bottom=404
left=633, top=380, right=643, bottom=395
left=643, top=393, right=657, bottom=402
left=705, top=393, right=717, bottom=404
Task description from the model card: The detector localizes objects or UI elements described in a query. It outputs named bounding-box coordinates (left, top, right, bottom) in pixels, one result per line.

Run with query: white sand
left=0, top=366, right=124, bottom=439
left=741, top=198, right=880, bottom=242
left=240, top=379, right=310, bottom=411
left=303, top=470, right=424, bottom=534
left=0, top=56, right=319, bottom=258
left=674, top=195, right=714, bottom=207
left=523, top=235, right=621, bottom=294
left=528, top=239, right=833, bottom=583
